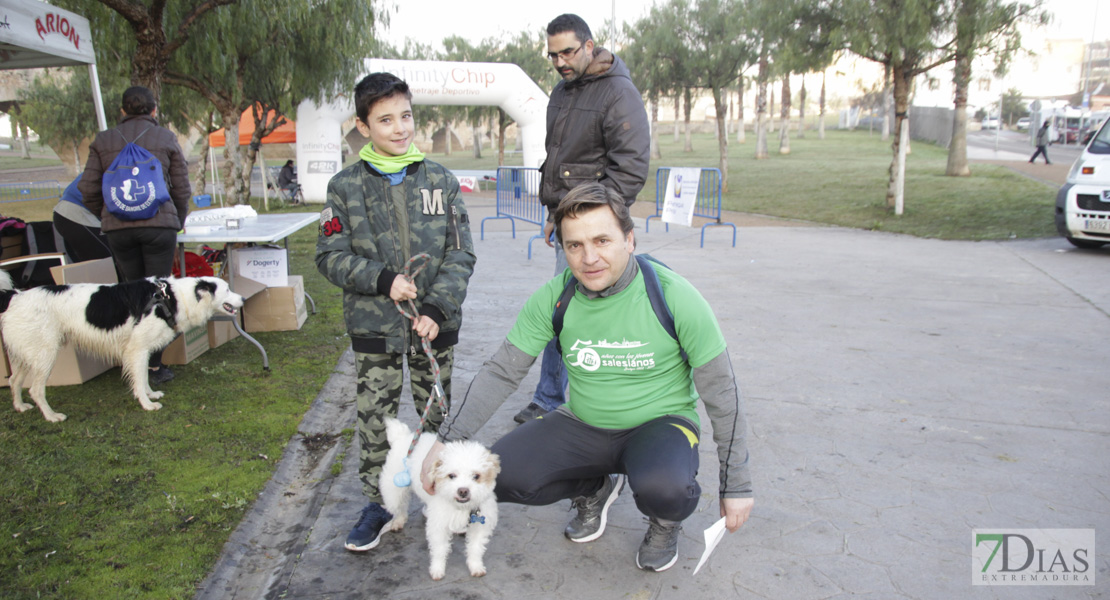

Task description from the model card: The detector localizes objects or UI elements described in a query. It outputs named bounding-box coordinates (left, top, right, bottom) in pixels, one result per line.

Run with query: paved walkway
left=196, top=191, right=1108, bottom=600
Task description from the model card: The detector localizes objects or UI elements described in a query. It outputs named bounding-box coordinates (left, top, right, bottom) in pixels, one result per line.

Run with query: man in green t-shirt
left=421, top=182, right=752, bottom=572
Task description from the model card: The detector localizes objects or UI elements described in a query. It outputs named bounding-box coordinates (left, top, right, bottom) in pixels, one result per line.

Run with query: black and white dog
left=0, top=271, right=243, bottom=422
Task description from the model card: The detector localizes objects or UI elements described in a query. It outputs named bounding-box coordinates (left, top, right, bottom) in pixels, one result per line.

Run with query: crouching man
left=421, top=182, right=753, bottom=571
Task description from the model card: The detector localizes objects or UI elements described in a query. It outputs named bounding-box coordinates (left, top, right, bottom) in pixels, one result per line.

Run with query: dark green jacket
left=315, top=159, right=475, bottom=354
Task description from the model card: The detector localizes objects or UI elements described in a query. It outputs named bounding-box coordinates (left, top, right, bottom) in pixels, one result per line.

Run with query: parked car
left=981, top=117, right=1000, bottom=130
left=1016, top=117, right=1030, bottom=131
left=1055, top=117, right=1110, bottom=248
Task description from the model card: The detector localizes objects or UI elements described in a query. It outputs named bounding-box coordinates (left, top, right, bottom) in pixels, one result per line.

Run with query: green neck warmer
left=359, top=142, right=425, bottom=173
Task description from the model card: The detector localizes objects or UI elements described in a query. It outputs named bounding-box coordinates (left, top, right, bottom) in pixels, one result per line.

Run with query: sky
left=377, top=0, right=1106, bottom=51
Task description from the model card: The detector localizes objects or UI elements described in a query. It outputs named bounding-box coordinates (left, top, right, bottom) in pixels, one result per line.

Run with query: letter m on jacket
left=421, top=189, right=445, bottom=215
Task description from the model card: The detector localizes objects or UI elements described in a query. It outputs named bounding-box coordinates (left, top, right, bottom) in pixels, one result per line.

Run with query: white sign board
left=662, top=168, right=701, bottom=227
left=0, top=0, right=96, bottom=68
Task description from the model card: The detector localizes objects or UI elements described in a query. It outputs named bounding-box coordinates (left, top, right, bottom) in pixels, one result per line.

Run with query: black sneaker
left=636, top=518, right=682, bottom=572
left=513, top=402, right=547, bottom=424
left=149, top=366, right=175, bottom=386
left=345, top=502, right=393, bottom=552
left=564, top=474, right=624, bottom=543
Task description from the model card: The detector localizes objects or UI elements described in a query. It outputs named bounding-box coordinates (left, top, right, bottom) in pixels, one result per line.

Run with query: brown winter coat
left=79, top=114, right=191, bottom=232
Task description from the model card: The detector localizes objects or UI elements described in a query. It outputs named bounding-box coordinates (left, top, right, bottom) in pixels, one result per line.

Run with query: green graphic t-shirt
left=507, top=261, right=727, bottom=429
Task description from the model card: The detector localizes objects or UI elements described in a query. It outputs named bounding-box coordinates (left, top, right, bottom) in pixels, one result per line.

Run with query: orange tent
left=208, top=108, right=296, bottom=147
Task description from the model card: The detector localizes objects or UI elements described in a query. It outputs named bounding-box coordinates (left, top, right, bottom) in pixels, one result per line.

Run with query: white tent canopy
left=0, top=0, right=107, bottom=130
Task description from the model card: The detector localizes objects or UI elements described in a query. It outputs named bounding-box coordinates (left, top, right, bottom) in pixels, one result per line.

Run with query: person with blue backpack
left=78, top=86, right=192, bottom=384
left=421, top=182, right=753, bottom=572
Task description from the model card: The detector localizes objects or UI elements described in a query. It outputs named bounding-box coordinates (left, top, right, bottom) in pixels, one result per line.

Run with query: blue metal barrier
left=482, top=167, right=548, bottom=259
left=645, top=167, right=736, bottom=248
left=0, top=180, right=62, bottom=204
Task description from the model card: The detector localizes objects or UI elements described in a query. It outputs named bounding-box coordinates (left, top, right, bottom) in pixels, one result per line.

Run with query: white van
left=1055, top=118, right=1110, bottom=248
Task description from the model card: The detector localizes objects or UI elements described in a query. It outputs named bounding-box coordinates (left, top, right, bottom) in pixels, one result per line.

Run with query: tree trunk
left=219, top=108, right=246, bottom=206
left=472, top=125, right=482, bottom=159
left=17, top=119, right=30, bottom=159
left=769, top=89, right=775, bottom=133
left=736, top=77, right=746, bottom=144
left=650, top=96, right=661, bottom=159
left=886, top=65, right=913, bottom=212
left=798, top=77, right=806, bottom=138
left=881, top=65, right=892, bottom=141
left=683, top=88, right=693, bottom=152
left=819, top=71, right=826, bottom=140
left=712, top=86, right=729, bottom=193
left=194, top=131, right=210, bottom=199
left=755, top=50, right=769, bottom=159
left=444, top=123, right=452, bottom=155
left=673, top=92, right=681, bottom=143
left=129, top=19, right=168, bottom=102
left=946, top=6, right=973, bottom=177
left=947, top=58, right=972, bottom=176
left=779, top=77, right=791, bottom=155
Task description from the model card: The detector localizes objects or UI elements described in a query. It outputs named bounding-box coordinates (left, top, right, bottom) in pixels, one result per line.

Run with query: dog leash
left=392, top=253, right=449, bottom=487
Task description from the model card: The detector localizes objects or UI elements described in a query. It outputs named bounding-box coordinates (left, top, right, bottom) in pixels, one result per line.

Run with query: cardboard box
left=233, top=246, right=288, bottom=288
left=0, top=258, right=119, bottom=388
left=207, top=319, right=240, bottom=348
left=51, top=257, right=118, bottom=285
left=0, top=335, right=116, bottom=387
left=162, top=324, right=210, bottom=365
left=0, top=232, right=23, bottom=262
left=243, top=275, right=307, bottom=332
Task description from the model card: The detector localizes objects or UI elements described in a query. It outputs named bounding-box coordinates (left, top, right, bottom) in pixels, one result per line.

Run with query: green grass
left=0, top=156, right=68, bottom=170
left=432, top=128, right=1059, bottom=241
left=0, top=206, right=346, bottom=599
left=643, top=129, right=1058, bottom=240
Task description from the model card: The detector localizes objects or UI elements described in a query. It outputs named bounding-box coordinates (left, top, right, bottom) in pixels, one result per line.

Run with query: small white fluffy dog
left=380, top=417, right=500, bottom=580
left=0, top=274, right=243, bottom=422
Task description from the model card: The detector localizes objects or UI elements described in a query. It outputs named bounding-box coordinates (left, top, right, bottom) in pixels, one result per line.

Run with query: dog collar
left=469, top=510, right=485, bottom=525
left=144, top=280, right=176, bottom=329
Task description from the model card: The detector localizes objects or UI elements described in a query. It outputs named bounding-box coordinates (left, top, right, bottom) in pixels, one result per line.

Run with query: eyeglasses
left=547, top=45, right=582, bottom=62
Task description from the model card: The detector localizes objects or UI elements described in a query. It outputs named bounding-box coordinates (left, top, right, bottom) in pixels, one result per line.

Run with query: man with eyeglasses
left=514, top=12, right=650, bottom=426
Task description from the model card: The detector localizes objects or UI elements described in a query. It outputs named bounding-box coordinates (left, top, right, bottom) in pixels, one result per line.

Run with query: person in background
left=1029, top=120, right=1052, bottom=165
left=79, top=85, right=192, bottom=385
left=53, top=175, right=113, bottom=265
left=278, top=159, right=301, bottom=203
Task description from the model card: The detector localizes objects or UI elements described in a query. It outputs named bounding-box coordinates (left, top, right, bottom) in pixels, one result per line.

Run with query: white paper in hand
left=693, top=517, right=727, bottom=575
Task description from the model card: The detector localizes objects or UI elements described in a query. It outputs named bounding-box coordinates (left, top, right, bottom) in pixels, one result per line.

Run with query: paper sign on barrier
left=662, top=167, right=701, bottom=227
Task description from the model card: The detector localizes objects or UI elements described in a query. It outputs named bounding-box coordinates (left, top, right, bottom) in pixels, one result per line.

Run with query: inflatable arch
left=295, top=58, right=549, bottom=203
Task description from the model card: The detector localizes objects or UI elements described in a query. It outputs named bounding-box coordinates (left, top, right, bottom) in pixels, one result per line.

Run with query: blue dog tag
left=393, top=458, right=412, bottom=487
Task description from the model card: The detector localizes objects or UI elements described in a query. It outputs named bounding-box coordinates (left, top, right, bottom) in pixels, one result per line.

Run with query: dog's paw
left=142, top=401, right=164, bottom=411
left=468, top=562, right=487, bottom=577
left=148, top=391, right=165, bottom=400
left=45, top=412, right=66, bottom=423
left=386, top=517, right=406, bottom=531
left=429, top=564, right=446, bottom=580
left=13, top=401, right=32, bottom=413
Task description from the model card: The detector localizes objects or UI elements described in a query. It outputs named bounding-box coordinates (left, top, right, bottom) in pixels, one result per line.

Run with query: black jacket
left=540, top=48, right=650, bottom=213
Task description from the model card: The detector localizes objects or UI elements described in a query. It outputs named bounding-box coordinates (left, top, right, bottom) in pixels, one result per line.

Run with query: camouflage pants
left=354, top=348, right=452, bottom=502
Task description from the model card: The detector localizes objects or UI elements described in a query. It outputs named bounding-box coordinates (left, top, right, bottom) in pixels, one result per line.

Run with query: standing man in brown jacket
left=79, top=86, right=192, bottom=384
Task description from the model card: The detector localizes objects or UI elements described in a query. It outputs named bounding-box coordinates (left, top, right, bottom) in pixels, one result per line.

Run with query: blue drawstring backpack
left=101, top=128, right=171, bottom=220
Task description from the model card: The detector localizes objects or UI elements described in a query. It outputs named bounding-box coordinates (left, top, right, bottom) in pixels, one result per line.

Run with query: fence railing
left=482, top=167, right=548, bottom=259
left=645, top=167, right=736, bottom=248
left=0, top=180, right=62, bottom=204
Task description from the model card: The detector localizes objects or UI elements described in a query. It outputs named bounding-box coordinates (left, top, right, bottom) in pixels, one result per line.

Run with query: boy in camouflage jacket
left=315, top=73, right=476, bottom=552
